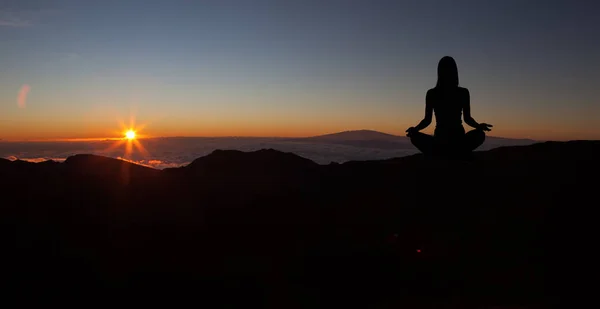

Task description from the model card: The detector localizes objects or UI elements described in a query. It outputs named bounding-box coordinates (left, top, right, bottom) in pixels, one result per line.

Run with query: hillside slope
left=1, top=141, right=597, bottom=308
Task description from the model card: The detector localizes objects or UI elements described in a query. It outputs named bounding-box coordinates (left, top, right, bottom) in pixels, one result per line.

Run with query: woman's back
left=428, top=86, right=468, bottom=137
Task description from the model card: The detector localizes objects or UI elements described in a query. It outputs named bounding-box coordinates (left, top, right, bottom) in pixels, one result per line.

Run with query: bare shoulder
left=458, top=87, right=470, bottom=102
left=426, top=88, right=436, bottom=97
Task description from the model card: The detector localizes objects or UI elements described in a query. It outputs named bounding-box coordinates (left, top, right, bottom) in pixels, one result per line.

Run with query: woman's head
left=436, top=56, right=459, bottom=88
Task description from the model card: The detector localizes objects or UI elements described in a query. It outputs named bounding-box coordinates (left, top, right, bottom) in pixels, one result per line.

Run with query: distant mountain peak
left=311, top=130, right=400, bottom=140
left=283, top=129, right=408, bottom=150
left=332, top=129, right=392, bottom=134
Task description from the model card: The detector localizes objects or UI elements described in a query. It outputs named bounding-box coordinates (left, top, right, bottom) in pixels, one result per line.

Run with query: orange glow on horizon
left=0, top=112, right=598, bottom=142
left=1, top=127, right=597, bottom=142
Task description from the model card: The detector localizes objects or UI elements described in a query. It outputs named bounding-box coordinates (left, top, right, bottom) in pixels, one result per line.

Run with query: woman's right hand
left=405, top=127, right=416, bottom=137
left=478, top=123, right=493, bottom=131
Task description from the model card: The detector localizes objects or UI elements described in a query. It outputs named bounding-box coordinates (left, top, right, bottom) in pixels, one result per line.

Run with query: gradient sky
left=1, top=0, right=598, bottom=141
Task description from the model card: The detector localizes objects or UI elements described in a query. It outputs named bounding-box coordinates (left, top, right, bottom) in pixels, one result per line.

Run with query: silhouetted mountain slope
left=64, top=154, right=160, bottom=177
left=165, top=149, right=322, bottom=197
left=1, top=141, right=597, bottom=308
left=185, top=148, right=318, bottom=174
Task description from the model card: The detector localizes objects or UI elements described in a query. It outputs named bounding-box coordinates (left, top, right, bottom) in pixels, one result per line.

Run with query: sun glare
left=104, top=113, right=150, bottom=160
left=125, top=130, right=136, bottom=140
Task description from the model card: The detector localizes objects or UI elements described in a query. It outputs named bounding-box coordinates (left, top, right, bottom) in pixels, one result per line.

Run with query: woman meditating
left=406, top=56, right=493, bottom=158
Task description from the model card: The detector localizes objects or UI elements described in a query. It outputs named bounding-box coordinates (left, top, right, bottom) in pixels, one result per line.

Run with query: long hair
left=435, top=56, right=459, bottom=88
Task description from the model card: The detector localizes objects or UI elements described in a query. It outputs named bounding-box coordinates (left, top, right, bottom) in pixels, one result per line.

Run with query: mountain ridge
left=1, top=140, right=597, bottom=307
left=0, top=130, right=541, bottom=167
left=3, top=139, right=574, bottom=171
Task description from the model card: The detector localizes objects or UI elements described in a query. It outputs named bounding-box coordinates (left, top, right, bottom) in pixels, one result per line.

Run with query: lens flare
left=125, top=130, right=136, bottom=140
left=104, top=113, right=150, bottom=159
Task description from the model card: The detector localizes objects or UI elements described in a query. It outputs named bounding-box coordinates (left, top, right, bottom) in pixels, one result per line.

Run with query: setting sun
left=125, top=130, right=136, bottom=140
left=104, top=115, right=150, bottom=159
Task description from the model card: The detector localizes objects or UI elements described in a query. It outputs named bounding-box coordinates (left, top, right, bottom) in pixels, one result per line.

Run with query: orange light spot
left=125, top=130, right=136, bottom=140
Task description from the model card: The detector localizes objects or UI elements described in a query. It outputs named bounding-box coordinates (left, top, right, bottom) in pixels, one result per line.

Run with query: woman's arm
left=463, top=89, right=493, bottom=131
left=462, top=89, right=480, bottom=128
left=413, top=90, right=434, bottom=131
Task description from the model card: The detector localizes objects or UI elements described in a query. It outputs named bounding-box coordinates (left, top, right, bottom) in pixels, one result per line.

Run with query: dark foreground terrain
left=1, top=141, right=597, bottom=308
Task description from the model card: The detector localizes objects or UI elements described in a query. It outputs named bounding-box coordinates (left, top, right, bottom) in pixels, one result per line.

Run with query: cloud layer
left=0, top=136, right=536, bottom=169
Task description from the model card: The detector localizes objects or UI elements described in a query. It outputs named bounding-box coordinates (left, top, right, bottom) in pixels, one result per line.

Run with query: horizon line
left=0, top=131, right=544, bottom=143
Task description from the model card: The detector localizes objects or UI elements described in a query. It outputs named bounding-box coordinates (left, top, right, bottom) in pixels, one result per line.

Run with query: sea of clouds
left=0, top=136, right=535, bottom=169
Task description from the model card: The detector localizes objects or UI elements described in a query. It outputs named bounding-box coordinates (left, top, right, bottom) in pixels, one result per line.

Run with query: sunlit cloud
left=3, top=156, right=66, bottom=163
left=115, top=157, right=183, bottom=169
left=21, top=157, right=66, bottom=163
left=17, top=84, right=31, bottom=108
left=3, top=154, right=181, bottom=169
left=143, top=159, right=186, bottom=169
left=116, top=156, right=152, bottom=168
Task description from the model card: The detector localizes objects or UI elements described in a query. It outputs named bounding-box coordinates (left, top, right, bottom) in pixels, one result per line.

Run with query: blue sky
left=1, top=0, right=598, bottom=140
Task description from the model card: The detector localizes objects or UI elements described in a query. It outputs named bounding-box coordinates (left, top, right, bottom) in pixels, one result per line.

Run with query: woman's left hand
left=478, top=123, right=493, bottom=131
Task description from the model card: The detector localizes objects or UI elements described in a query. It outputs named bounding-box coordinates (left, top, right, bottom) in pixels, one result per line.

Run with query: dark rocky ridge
left=1, top=140, right=597, bottom=308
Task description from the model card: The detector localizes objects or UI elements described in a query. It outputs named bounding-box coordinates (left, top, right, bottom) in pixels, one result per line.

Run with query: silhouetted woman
left=406, top=56, right=492, bottom=157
